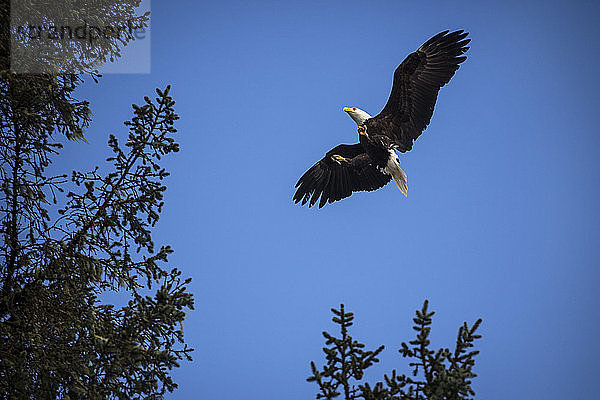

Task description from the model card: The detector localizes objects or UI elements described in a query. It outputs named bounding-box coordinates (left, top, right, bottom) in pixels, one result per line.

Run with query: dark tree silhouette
left=308, top=301, right=482, bottom=400
left=0, top=83, right=194, bottom=399
left=0, top=2, right=193, bottom=398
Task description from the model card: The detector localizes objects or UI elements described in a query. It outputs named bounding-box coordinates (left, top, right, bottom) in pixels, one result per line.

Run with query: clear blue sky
left=64, top=0, right=599, bottom=398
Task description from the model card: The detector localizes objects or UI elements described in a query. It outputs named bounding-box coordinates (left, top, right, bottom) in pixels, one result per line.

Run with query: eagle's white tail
left=385, top=154, right=408, bottom=196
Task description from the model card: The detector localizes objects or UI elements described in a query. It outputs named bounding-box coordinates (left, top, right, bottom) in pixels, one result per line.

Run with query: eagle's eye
left=353, top=108, right=357, bottom=111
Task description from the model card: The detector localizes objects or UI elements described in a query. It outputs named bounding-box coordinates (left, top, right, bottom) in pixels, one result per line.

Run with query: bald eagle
left=293, top=30, right=470, bottom=208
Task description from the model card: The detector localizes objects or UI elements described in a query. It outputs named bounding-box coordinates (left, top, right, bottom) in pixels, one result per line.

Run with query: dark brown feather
left=294, top=143, right=391, bottom=208
left=366, top=30, right=470, bottom=152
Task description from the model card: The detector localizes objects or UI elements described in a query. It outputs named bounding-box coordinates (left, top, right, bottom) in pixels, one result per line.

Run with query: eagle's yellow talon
left=332, top=154, right=348, bottom=163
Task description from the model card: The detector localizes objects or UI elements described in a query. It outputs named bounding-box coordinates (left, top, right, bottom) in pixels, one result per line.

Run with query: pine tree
left=308, top=301, right=482, bottom=400
left=0, top=2, right=193, bottom=398
left=0, top=83, right=194, bottom=398
left=307, top=305, right=385, bottom=399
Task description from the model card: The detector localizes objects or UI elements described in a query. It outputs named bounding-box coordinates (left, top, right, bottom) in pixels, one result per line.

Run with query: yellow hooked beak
left=343, top=107, right=352, bottom=113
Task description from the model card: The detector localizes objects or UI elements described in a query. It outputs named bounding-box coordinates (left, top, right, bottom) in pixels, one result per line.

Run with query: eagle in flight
left=293, top=30, right=470, bottom=208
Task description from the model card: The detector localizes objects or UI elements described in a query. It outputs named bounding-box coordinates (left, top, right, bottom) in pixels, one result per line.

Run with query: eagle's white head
left=343, top=107, right=372, bottom=126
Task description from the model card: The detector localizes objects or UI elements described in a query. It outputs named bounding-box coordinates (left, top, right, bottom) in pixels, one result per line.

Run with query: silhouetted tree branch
left=308, top=301, right=482, bottom=400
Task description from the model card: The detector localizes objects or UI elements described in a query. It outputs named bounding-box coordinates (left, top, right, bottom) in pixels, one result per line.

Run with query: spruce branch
left=308, top=302, right=482, bottom=400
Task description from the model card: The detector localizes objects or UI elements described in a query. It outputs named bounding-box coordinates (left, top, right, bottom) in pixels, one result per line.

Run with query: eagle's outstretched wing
left=294, top=143, right=391, bottom=208
left=366, top=30, right=470, bottom=152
